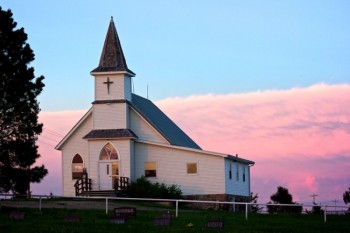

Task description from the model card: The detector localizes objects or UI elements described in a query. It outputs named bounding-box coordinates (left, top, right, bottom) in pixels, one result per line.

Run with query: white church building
left=56, top=18, right=254, bottom=201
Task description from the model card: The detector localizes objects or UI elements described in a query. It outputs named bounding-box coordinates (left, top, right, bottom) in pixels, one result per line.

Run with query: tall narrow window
left=100, top=142, right=118, bottom=160
left=187, top=163, right=198, bottom=174
left=72, top=154, right=84, bottom=179
left=229, top=163, right=232, bottom=179
left=145, top=162, right=157, bottom=177
left=243, top=166, right=246, bottom=182
left=236, top=165, right=239, bottom=181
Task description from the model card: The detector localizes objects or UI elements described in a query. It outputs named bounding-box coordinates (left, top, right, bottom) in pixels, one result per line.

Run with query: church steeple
left=91, top=17, right=135, bottom=76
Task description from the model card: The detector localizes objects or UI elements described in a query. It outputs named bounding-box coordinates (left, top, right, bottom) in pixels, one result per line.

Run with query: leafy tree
left=0, top=7, right=47, bottom=195
left=343, top=188, right=350, bottom=205
left=267, top=186, right=302, bottom=213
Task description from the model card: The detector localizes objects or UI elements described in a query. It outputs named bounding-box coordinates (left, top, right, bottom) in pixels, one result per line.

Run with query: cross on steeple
left=103, top=77, right=114, bottom=94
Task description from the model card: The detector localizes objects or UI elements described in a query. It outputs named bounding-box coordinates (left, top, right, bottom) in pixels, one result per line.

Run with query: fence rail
left=0, top=193, right=348, bottom=223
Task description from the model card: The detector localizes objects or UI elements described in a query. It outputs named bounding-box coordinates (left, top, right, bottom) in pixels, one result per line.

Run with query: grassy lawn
left=0, top=205, right=349, bottom=233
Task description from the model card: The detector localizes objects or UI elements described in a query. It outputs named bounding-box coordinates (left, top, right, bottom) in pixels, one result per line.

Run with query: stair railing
left=114, top=176, right=130, bottom=193
left=74, top=169, right=92, bottom=196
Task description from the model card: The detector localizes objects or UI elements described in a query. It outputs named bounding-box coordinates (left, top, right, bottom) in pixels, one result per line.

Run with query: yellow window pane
left=187, top=163, right=197, bottom=174
left=145, top=162, right=156, bottom=170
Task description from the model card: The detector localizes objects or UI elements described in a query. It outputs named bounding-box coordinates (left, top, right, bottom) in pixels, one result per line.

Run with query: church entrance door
left=98, top=161, right=119, bottom=190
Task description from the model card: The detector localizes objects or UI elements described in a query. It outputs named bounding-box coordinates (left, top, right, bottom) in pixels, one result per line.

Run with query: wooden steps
left=78, top=190, right=129, bottom=197
left=79, top=190, right=116, bottom=197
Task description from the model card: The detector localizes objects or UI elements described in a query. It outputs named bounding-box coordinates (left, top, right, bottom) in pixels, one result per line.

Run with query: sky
left=1, top=1, right=350, bottom=205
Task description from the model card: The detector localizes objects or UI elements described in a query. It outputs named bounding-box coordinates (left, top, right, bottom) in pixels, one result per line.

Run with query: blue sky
left=2, top=0, right=350, bottom=111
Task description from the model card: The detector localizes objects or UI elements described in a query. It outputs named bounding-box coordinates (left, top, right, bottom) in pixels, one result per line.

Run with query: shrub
left=127, top=176, right=183, bottom=199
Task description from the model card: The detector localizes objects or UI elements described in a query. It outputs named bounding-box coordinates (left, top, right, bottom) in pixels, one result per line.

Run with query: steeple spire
left=91, top=17, right=135, bottom=75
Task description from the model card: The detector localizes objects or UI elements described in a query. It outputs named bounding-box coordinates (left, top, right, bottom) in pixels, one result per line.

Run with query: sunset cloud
left=34, top=83, right=350, bottom=204
left=156, top=83, right=350, bottom=203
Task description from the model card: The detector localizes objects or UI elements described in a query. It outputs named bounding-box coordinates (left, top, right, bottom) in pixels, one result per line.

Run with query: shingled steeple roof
left=91, top=17, right=135, bottom=75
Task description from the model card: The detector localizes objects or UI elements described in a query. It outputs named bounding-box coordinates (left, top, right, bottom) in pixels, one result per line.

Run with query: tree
left=311, top=202, right=324, bottom=214
left=0, top=7, right=48, bottom=196
left=267, top=186, right=302, bottom=214
left=250, top=192, right=263, bottom=213
left=343, top=188, right=350, bottom=205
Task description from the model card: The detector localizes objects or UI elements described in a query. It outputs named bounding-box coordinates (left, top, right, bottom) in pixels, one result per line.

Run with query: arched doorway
left=98, top=142, right=119, bottom=190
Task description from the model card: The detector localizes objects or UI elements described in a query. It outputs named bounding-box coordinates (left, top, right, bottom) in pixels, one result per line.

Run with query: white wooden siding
left=129, top=109, right=168, bottom=144
left=94, top=74, right=131, bottom=101
left=224, top=160, right=250, bottom=196
left=93, top=103, right=127, bottom=129
left=123, top=76, right=131, bottom=101
left=134, top=143, right=225, bottom=195
left=61, top=114, right=92, bottom=196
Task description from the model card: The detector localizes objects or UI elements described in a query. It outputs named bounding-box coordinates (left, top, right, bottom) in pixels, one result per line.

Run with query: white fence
left=0, top=193, right=348, bottom=223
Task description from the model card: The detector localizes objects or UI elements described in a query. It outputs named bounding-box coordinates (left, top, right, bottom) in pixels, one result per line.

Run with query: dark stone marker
left=113, top=207, right=136, bottom=218
left=64, top=215, right=81, bottom=222
left=9, top=211, right=25, bottom=220
left=110, top=216, right=127, bottom=224
left=110, top=207, right=136, bottom=224
left=154, top=211, right=172, bottom=226
left=207, top=219, right=224, bottom=228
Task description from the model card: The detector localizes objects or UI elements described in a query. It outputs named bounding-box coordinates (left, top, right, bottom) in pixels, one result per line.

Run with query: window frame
left=144, top=161, right=157, bottom=178
left=243, top=166, right=246, bottom=182
left=186, top=162, right=198, bottom=175
left=72, top=154, right=84, bottom=179
left=229, top=162, right=232, bottom=179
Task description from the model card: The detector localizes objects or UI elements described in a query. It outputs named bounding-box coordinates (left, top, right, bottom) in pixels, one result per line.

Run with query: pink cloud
left=156, top=83, right=350, bottom=204
left=33, top=83, right=350, bottom=205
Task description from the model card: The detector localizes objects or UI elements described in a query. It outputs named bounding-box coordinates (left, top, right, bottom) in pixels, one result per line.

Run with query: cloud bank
left=155, top=83, right=350, bottom=203
left=34, top=83, right=350, bottom=204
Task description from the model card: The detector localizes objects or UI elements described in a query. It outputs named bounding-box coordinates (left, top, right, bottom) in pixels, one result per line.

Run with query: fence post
left=245, top=203, right=248, bottom=220
left=324, top=205, right=327, bottom=223
left=105, top=198, right=108, bottom=214
left=176, top=200, right=179, bottom=218
left=39, top=197, right=42, bottom=211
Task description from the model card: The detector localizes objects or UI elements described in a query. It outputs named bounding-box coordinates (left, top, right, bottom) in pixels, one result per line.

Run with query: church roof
left=83, top=129, right=137, bottom=140
left=91, top=17, right=135, bottom=75
left=131, top=94, right=202, bottom=150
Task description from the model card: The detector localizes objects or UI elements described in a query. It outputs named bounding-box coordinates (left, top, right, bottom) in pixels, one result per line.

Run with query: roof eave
left=83, top=136, right=136, bottom=141
left=90, top=70, right=135, bottom=77
left=136, top=140, right=254, bottom=164
left=226, top=155, right=255, bottom=165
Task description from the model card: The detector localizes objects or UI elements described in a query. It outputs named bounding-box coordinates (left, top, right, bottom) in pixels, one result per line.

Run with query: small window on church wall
left=229, top=163, right=232, bottom=179
left=243, top=167, right=246, bottom=182
left=187, top=163, right=197, bottom=174
left=145, top=162, right=156, bottom=177
left=236, top=165, right=239, bottom=181
left=72, top=154, right=84, bottom=179
left=100, top=142, right=118, bottom=160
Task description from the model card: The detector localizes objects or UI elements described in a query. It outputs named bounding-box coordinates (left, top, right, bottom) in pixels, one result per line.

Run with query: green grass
left=0, top=206, right=349, bottom=233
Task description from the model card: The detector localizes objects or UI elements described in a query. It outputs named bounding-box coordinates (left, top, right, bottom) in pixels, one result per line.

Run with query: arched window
left=72, top=154, right=84, bottom=179
left=99, top=142, right=118, bottom=160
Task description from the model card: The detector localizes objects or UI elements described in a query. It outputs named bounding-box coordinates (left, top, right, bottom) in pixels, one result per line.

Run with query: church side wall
left=134, top=143, right=225, bottom=195
left=224, top=159, right=251, bottom=197
left=60, top=115, right=92, bottom=196
left=93, top=103, right=127, bottom=129
left=129, top=109, right=168, bottom=144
